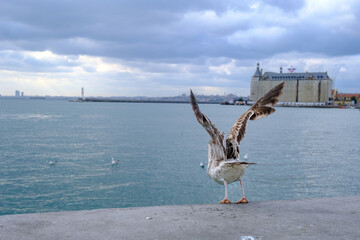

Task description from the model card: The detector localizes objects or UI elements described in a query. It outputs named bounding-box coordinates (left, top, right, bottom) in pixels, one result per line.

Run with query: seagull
left=200, top=162, right=205, bottom=168
left=242, top=154, right=248, bottom=160
left=48, top=160, right=57, bottom=165
left=190, top=82, right=284, bottom=204
left=111, top=157, right=120, bottom=166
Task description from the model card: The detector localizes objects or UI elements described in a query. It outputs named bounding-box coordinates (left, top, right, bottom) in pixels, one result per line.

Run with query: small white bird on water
left=48, top=160, right=57, bottom=165
left=242, top=154, right=248, bottom=160
left=200, top=162, right=205, bottom=168
left=111, top=157, right=120, bottom=166
left=190, top=82, right=285, bottom=204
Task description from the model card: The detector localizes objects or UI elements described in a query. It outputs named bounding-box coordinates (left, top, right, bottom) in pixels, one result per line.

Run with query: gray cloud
left=2, top=0, right=358, bottom=59
left=0, top=0, right=360, bottom=96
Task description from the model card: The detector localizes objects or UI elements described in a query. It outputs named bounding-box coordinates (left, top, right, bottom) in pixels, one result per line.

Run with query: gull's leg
left=219, top=180, right=231, bottom=204
left=236, top=179, right=248, bottom=204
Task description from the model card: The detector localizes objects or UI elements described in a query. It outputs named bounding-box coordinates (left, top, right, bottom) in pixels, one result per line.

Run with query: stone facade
left=250, top=63, right=332, bottom=103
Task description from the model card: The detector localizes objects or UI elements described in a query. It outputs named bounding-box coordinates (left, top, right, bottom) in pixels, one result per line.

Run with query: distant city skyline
left=4, top=87, right=246, bottom=98
left=1, top=0, right=360, bottom=97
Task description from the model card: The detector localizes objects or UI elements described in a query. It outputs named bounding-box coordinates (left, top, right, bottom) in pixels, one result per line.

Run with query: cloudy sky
left=1, top=0, right=359, bottom=97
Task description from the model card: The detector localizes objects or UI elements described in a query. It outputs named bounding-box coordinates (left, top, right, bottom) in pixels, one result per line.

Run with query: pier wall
left=1, top=196, right=359, bottom=240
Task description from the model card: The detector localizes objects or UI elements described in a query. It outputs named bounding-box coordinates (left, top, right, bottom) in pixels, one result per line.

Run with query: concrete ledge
left=1, top=196, right=359, bottom=240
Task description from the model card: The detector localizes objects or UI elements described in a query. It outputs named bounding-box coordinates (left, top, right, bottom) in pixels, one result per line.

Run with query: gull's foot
left=218, top=198, right=231, bottom=204
left=235, top=197, right=248, bottom=204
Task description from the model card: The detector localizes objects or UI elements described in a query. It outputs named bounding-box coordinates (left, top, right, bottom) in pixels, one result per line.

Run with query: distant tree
left=351, top=96, right=357, bottom=104
left=238, top=97, right=243, bottom=101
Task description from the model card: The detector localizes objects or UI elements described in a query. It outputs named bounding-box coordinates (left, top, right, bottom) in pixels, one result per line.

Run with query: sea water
left=0, top=99, right=359, bottom=215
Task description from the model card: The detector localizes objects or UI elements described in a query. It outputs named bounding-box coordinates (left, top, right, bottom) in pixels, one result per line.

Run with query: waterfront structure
left=332, top=89, right=360, bottom=105
left=81, top=87, right=85, bottom=100
left=250, top=63, right=332, bottom=103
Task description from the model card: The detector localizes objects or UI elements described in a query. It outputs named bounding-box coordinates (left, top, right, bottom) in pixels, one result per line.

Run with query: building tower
left=250, top=62, right=262, bottom=101
left=81, top=87, right=85, bottom=100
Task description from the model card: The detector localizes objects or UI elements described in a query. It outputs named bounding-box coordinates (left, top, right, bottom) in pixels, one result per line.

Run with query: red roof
left=335, top=93, right=360, bottom=98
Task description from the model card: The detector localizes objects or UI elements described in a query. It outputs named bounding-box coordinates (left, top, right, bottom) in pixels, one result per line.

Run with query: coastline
left=1, top=196, right=359, bottom=240
left=70, top=98, right=360, bottom=109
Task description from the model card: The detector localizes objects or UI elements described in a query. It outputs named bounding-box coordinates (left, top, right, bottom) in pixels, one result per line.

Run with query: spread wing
left=190, top=90, right=225, bottom=150
left=225, top=82, right=285, bottom=159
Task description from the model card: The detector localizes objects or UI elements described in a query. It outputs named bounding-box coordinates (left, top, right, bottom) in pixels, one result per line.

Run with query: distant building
left=332, top=89, right=360, bottom=105
left=15, top=90, right=20, bottom=97
left=21, top=92, right=24, bottom=97
left=250, top=63, right=333, bottom=103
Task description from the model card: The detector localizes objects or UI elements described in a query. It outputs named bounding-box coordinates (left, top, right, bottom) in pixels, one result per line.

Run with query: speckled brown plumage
left=226, top=82, right=285, bottom=160
left=190, top=82, right=285, bottom=161
left=190, top=82, right=284, bottom=204
left=190, top=90, right=225, bottom=154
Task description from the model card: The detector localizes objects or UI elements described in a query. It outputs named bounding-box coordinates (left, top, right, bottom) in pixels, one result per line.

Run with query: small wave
left=0, top=113, right=60, bottom=120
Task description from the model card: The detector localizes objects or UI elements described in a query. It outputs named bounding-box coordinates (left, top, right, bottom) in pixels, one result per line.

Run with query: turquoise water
left=0, top=99, right=359, bottom=215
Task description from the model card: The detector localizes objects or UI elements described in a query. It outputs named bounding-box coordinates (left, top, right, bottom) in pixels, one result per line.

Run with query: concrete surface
left=0, top=196, right=359, bottom=240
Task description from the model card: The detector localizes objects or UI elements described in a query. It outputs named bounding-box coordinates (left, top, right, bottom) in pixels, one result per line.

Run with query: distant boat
left=221, top=101, right=234, bottom=105
left=242, top=154, right=248, bottom=160
left=200, top=162, right=205, bottom=168
left=48, top=160, right=57, bottom=165
left=30, top=96, right=46, bottom=99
